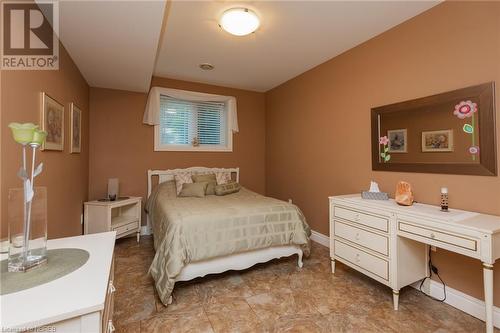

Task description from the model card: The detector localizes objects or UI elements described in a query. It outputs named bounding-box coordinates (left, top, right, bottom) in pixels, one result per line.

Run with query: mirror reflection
left=378, top=98, right=480, bottom=165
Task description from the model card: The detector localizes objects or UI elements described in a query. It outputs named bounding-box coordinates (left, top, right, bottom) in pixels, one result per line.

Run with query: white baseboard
left=309, top=229, right=499, bottom=328
left=310, top=230, right=329, bottom=248
left=140, top=225, right=152, bottom=236
left=411, top=279, right=500, bottom=328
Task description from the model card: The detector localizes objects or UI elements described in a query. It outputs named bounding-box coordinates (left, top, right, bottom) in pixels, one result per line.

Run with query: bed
left=146, top=167, right=311, bottom=305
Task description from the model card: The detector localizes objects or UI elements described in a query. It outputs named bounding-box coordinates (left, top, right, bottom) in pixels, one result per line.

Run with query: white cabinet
left=1, top=232, right=116, bottom=333
left=84, top=197, right=142, bottom=242
left=329, top=194, right=500, bottom=333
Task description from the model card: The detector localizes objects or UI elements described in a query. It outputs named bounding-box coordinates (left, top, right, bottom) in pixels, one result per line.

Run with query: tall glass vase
left=8, top=186, right=48, bottom=272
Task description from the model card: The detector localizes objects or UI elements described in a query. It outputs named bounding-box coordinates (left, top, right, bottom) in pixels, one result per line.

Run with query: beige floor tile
left=246, top=288, right=320, bottom=322
left=203, top=297, right=264, bottom=333
left=196, top=271, right=254, bottom=304
left=114, top=320, right=141, bottom=333
left=155, top=281, right=204, bottom=315
left=141, top=306, right=213, bottom=333
left=114, top=284, right=157, bottom=325
left=114, top=268, right=155, bottom=288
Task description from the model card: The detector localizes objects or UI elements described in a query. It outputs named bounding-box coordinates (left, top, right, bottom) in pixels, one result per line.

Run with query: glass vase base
left=8, top=253, right=47, bottom=272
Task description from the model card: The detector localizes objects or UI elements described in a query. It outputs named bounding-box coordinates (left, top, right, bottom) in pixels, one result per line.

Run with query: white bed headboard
left=147, top=167, right=240, bottom=197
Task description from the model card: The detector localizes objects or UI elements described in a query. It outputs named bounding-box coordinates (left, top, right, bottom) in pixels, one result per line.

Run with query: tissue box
left=361, top=191, right=389, bottom=200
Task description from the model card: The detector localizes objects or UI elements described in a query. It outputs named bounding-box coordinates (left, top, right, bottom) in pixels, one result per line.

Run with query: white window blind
left=158, top=95, right=229, bottom=150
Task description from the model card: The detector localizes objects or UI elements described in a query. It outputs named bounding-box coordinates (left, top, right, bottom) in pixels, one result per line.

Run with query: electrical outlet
left=431, top=246, right=437, bottom=252
left=288, top=198, right=293, bottom=204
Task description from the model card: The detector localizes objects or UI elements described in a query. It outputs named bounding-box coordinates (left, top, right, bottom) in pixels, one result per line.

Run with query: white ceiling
left=48, top=1, right=440, bottom=93
left=154, top=1, right=439, bottom=92
left=54, top=0, right=166, bottom=92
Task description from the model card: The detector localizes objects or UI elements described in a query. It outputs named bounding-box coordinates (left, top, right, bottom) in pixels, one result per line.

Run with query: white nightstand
left=84, top=196, right=142, bottom=242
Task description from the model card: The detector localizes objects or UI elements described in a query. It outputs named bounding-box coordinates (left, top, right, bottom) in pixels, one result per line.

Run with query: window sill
left=154, top=145, right=233, bottom=152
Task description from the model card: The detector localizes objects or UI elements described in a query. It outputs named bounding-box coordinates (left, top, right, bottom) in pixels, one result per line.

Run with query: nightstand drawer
left=112, top=221, right=138, bottom=236
left=334, top=240, right=389, bottom=281
left=334, top=206, right=388, bottom=232
left=334, top=221, right=388, bottom=256
left=398, top=221, right=477, bottom=251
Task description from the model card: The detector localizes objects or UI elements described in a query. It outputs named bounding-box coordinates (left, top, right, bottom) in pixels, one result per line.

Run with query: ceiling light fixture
left=199, top=63, right=214, bottom=70
left=219, top=8, right=260, bottom=36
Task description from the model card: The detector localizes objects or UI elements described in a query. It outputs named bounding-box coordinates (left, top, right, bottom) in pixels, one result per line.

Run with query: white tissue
left=369, top=181, right=381, bottom=193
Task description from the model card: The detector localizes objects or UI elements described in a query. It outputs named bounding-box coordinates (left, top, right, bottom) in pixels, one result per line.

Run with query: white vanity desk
left=329, top=195, right=500, bottom=333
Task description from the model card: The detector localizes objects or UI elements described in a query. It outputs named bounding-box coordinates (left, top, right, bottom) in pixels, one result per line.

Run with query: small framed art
left=387, top=129, right=407, bottom=153
left=41, top=92, right=64, bottom=151
left=70, top=103, right=82, bottom=153
left=422, top=130, right=454, bottom=152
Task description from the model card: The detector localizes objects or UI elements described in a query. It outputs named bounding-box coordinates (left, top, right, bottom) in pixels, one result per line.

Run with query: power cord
left=419, top=246, right=446, bottom=302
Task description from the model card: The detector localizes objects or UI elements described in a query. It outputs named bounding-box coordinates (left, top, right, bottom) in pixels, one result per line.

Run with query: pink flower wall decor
left=379, top=136, right=391, bottom=163
left=379, top=136, right=389, bottom=145
left=454, top=100, right=479, bottom=161
left=469, top=146, right=479, bottom=155
left=453, top=100, right=477, bottom=119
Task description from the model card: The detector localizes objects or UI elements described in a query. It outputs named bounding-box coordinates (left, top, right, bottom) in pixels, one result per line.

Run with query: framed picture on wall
left=70, top=103, right=82, bottom=153
left=422, top=129, right=454, bottom=152
left=387, top=129, right=407, bottom=153
left=41, top=92, right=64, bottom=151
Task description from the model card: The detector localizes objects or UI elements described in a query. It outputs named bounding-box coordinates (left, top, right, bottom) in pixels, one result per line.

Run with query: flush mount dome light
left=219, top=8, right=260, bottom=36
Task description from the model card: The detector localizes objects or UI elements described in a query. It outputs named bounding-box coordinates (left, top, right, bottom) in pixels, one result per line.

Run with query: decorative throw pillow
left=192, top=173, right=216, bottom=195
left=179, top=182, right=208, bottom=198
left=174, top=173, right=193, bottom=195
left=157, top=180, right=177, bottom=198
left=215, top=171, right=232, bottom=185
left=215, top=181, right=241, bottom=196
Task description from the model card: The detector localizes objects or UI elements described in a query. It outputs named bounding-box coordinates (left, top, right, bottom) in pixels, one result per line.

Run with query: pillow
left=157, top=180, right=177, bottom=199
left=215, top=171, right=232, bottom=185
left=192, top=173, right=217, bottom=195
left=179, top=182, right=208, bottom=198
left=174, top=172, right=193, bottom=195
left=215, top=181, right=241, bottom=196
left=145, top=180, right=176, bottom=213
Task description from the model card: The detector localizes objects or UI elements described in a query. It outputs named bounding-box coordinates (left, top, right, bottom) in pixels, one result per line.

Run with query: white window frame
left=153, top=98, right=234, bottom=152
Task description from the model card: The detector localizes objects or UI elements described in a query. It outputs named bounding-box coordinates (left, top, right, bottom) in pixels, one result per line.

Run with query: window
left=154, top=95, right=232, bottom=151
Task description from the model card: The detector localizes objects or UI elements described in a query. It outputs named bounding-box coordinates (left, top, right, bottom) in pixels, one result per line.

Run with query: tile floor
left=113, top=236, right=491, bottom=332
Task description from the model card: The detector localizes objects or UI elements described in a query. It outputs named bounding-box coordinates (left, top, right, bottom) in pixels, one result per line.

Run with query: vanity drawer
left=334, top=221, right=388, bottom=256
left=334, top=206, right=388, bottom=232
left=334, top=240, right=389, bottom=281
left=398, top=221, right=477, bottom=251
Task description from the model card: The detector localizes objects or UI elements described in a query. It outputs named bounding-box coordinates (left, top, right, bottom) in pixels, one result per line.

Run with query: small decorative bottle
left=440, top=187, right=449, bottom=212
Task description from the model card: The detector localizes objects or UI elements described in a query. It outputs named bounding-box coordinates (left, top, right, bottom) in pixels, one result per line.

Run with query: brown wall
left=88, top=77, right=266, bottom=221
left=266, top=2, right=500, bottom=303
left=1, top=45, right=90, bottom=239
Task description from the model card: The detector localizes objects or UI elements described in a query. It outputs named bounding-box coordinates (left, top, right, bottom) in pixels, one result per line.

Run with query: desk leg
left=393, top=289, right=399, bottom=310
left=483, top=263, right=494, bottom=333
left=331, top=258, right=336, bottom=274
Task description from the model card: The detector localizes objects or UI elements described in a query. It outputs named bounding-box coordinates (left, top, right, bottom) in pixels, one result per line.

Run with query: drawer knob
left=430, top=233, right=436, bottom=239
left=108, top=281, right=116, bottom=294
left=108, top=320, right=115, bottom=333
left=355, top=233, right=360, bottom=240
left=355, top=254, right=360, bottom=262
left=355, top=214, right=360, bottom=221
